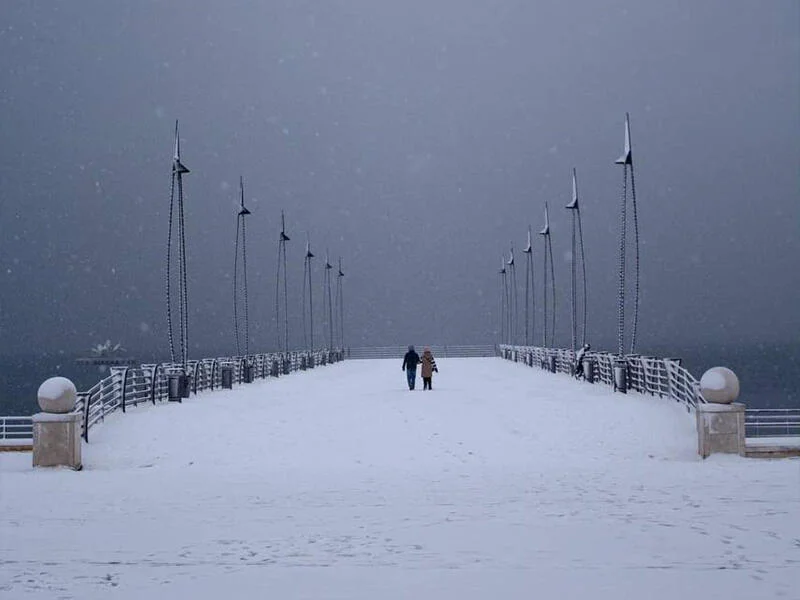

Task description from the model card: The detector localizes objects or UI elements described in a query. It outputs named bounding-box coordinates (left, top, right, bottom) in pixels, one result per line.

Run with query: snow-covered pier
left=1, top=357, right=798, bottom=599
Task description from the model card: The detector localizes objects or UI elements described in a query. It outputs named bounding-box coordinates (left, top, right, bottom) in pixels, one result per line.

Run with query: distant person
left=420, top=346, right=438, bottom=390
left=574, top=343, right=591, bottom=379
left=402, top=345, right=420, bottom=390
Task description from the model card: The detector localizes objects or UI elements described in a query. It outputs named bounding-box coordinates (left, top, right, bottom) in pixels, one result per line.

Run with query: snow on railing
left=70, top=348, right=344, bottom=442
left=0, top=416, right=33, bottom=442
left=499, top=344, right=706, bottom=413
left=744, top=409, right=800, bottom=438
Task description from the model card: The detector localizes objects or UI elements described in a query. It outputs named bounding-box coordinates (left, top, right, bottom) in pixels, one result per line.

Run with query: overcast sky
left=0, top=0, right=798, bottom=358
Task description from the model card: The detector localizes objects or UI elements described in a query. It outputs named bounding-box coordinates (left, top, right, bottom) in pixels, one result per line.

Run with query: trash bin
left=270, top=360, right=280, bottom=377
left=548, top=355, right=557, bottom=373
left=221, top=365, right=233, bottom=389
left=168, top=373, right=187, bottom=402
left=308, top=354, right=315, bottom=369
left=182, top=375, right=192, bottom=398
left=282, top=358, right=291, bottom=375
left=300, top=356, right=307, bottom=371
left=583, top=358, right=596, bottom=383
left=613, top=359, right=627, bottom=393
left=243, top=364, right=254, bottom=383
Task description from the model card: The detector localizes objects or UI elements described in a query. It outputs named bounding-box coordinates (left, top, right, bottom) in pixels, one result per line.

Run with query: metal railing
left=0, top=416, right=33, bottom=442
left=6, top=346, right=796, bottom=442
left=745, top=409, right=800, bottom=438
left=348, top=345, right=497, bottom=360
left=499, top=344, right=706, bottom=413
left=76, top=348, right=344, bottom=441
left=0, top=348, right=344, bottom=443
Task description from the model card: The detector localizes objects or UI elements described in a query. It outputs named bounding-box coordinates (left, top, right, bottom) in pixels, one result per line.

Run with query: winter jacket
left=420, top=351, right=438, bottom=378
left=402, top=350, right=420, bottom=371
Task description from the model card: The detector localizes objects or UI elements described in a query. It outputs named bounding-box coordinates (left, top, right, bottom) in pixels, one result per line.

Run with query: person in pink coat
left=420, top=347, right=438, bottom=390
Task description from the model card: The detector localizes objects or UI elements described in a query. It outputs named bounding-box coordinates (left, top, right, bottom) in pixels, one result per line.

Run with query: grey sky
left=0, top=0, right=798, bottom=357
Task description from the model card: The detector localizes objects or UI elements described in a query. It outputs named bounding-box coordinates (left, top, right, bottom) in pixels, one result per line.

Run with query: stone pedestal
left=32, top=412, right=82, bottom=470
left=696, top=402, right=745, bottom=459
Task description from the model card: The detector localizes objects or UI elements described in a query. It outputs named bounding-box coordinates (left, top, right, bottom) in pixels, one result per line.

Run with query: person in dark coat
left=420, top=346, right=438, bottom=390
left=402, top=345, right=420, bottom=390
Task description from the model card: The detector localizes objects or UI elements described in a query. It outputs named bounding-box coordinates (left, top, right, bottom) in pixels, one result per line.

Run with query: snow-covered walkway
left=1, top=358, right=798, bottom=599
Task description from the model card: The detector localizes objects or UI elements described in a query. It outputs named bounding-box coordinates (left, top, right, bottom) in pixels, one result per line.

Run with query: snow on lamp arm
left=172, top=121, right=190, bottom=175
left=615, top=113, right=632, bottom=166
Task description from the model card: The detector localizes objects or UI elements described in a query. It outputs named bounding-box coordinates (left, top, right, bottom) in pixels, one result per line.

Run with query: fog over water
left=1, top=2, right=798, bottom=369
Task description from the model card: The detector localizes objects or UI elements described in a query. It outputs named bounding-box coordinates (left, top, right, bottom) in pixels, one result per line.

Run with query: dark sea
left=0, top=342, right=797, bottom=416
left=645, top=341, right=799, bottom=411
left=0, top=350, right=163, bottom=417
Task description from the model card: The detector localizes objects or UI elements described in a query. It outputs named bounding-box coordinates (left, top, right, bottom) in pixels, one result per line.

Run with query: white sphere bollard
left=37, top=377, right=78, bottom=414
left=699, top=367, right=740, bottom=404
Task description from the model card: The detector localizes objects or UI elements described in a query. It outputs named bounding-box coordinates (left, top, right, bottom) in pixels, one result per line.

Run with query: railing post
left=640, top=357, right=652, bottom=395
left=121, top=367, right=130, bottom=413
left=664, top=358, right=678, bottom=404
left=193, top=362, right=200, bottom=394
left=100, top=381, right=107, bottom=422
left=211, top=360, right=219, bottom=390
left=148, top=365, right=159, bottom=405
left=82, top=391, right=91, bottom=443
